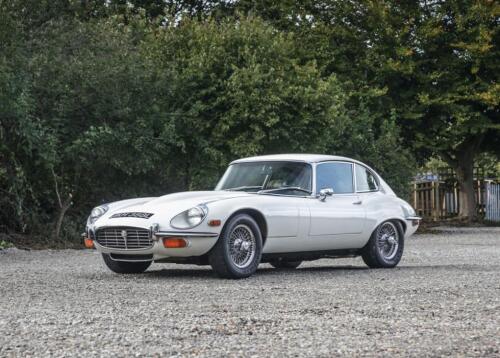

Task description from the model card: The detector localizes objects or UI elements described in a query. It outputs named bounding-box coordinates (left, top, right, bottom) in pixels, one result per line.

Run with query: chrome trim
left=95, top=226, right=154, bottom=250
left=170, top=204, right=208, bottom=230
left=253, top=192, right=314, bottom=198
left=405, top=216, right=422, bottom=221
left=353, top=163, right=380, bottom=193
left=150, top=223, right=160, bottom=240
left=109, top=254, right=153, bottom=262
left=155, top=231, right=219, bottom=238
left=314, top=160, right=356, bottom=196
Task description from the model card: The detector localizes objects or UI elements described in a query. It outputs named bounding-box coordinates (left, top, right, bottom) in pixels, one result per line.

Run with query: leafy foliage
left=1, top=0, right=497, bottom=241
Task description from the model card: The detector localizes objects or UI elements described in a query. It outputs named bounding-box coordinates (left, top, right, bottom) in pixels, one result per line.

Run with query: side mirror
left=318, top=188, right=334, bottom=201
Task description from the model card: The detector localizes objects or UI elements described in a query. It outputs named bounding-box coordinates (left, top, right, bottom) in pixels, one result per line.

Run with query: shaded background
left=0, top=0, right=498, bottom=244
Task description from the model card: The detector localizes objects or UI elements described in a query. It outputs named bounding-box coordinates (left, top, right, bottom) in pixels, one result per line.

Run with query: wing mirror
left=318, top=188, right=334, bottom=201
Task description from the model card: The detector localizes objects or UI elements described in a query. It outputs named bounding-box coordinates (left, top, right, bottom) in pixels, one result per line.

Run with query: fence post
left=430, top=182, right=435, bottom=221
left=485, top=181, right=490, bottom=221
left=413, top=182, right=417, bottom=212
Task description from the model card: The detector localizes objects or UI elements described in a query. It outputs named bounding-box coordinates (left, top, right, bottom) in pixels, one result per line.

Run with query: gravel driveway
left=1, top=228, right=499, bottom=357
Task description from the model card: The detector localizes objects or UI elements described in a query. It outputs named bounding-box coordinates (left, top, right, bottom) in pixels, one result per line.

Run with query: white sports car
left=84, top=154, right=420, bottom=278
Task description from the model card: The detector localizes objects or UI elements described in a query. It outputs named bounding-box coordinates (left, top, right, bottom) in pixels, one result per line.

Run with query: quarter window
left=355, top=164, right=378, bottom=191
left=316, top=162, right=354, bottom=194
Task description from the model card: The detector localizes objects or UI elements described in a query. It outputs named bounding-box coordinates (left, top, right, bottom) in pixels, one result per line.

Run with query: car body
left=85, top=154, right=420, bottom=278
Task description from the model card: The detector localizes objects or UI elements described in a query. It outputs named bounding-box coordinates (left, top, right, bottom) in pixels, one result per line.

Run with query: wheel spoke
left=376, top=222, right=399, bottom=260
left=229, top=224, right=256, bottom=268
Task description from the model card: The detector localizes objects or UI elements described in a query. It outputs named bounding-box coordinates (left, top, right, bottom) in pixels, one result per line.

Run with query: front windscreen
left=215, top=161, right=312, bottom=196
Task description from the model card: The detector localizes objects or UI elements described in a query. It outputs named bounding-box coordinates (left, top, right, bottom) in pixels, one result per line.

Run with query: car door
left=308, top=161, right=366, bottom=249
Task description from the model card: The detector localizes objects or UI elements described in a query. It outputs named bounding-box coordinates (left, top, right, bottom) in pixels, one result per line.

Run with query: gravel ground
left=1, top=228, right=499, bottom=357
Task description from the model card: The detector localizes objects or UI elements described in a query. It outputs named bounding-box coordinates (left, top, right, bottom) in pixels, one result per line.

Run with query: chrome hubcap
left=229, top=224, right=256, bottom=268
left=377, top=222, right=399, bottom=260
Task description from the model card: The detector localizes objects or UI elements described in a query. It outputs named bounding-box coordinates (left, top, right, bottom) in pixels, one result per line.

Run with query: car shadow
left=139, top=264, right=370, bottom=281
left=76, top=263, right=491, bottom=281
left=139, top=262, right=491, bottom=280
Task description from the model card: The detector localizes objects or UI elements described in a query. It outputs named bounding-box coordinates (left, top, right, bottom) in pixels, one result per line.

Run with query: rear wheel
left=102, top=254, right=152, bottom=274
left=209, top=214, right=262, bottom=279
left=270, top=259, right=302, bottom=269
left=362, top=221, right=404, bottom=268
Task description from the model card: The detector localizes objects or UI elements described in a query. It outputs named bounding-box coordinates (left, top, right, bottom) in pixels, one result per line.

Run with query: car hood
left=99, top=191, right=251, bottom=224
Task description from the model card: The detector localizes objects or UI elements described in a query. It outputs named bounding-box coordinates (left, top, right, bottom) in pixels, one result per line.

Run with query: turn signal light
left=162, top=237, right=188, bottom=248
left=208, top=219, right=221, bottom=227
left=84, top=238, right=95, bottom=249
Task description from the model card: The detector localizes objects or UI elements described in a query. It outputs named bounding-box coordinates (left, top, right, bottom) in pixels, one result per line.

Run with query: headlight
left=87, top=205, right=109, bottom=224
left=401, top=203, right=416, bottom=217
left=170, top=205, right=208, bottom=229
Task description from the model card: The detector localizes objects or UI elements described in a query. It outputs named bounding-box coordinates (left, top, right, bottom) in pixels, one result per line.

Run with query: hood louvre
left=110, top=212, right=154, bottom=219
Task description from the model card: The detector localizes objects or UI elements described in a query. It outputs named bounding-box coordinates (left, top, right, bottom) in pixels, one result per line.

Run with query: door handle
left=352, top=200, right=363, bottom=205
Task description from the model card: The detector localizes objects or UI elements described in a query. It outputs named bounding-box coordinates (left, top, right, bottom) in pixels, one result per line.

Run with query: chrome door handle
left=352, top=200, right=363, bottom=205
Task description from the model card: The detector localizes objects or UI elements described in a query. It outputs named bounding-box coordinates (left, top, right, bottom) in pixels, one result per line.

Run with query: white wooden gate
left=485, top=182, right=500, bottom=222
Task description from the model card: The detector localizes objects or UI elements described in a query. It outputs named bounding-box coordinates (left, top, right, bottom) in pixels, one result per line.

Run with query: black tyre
left=270, top=259, right=302, bottom=269
left=361, top=220, right=404, bottom=268
left=209, top=214, right=263, bottom=279
left=102, top=254, right=152, bottom=274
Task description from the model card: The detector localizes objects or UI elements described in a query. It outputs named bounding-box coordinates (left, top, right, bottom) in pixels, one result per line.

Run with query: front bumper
left=405, top=216, right=422, bottom=237
left=90, top=230, right=219, bottom=261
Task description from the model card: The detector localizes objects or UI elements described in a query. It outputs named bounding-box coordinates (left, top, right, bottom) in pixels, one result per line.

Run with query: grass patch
left=0, top=239, right=14, bottom=250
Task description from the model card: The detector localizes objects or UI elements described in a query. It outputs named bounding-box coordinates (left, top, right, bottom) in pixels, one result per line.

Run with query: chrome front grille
left=96, top=227, right=153, bottom=250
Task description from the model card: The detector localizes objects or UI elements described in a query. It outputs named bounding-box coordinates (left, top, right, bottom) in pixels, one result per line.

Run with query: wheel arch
left=224, top=208, right=268, bottom=245
left=368, top=217, right=407, bottom=242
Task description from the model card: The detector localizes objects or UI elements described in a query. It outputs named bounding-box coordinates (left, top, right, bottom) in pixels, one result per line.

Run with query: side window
left=355, top=164, right=378, bottom=191
left=316, top=162, right=354, bottom=194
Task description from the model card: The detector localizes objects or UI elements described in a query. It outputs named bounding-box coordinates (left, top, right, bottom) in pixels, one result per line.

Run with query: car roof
left=230, top=154, right=357, bottom=164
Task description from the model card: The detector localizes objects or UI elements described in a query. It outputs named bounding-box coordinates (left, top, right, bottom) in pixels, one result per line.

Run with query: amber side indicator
left=208, top=219, right=221, bottom=227
left=163, top=237, right=188, bottom=248
left=84, top=238, right=95, bottom=249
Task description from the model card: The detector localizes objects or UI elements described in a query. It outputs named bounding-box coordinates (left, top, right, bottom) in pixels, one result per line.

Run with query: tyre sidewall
left=372, top=221, right=405, bottom=267
left=220, top=214, right=263, bottom=278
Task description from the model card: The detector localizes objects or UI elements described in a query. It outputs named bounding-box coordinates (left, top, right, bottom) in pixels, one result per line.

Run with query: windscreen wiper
left=258, top=187, right=312, bottom=194
left=224, top=185, right=263, bottom=192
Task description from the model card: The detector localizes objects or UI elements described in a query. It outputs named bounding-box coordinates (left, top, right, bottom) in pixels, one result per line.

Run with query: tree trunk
left=454, top=158, right=476, bottom=222
left=440, top=135, right=483, bottom=223
left=53, top=197, right=72, bottom=240
left=51, top=168, right=73, bottom=240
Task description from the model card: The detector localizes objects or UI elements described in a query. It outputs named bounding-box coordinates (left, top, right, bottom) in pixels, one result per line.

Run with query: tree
left=148, top=17, right=349, bottom=188
left=0, top=2, right=42, bottom=234
left=380, top=1, right=499, bottom=220
left=27, top=16, right=181, bottom=238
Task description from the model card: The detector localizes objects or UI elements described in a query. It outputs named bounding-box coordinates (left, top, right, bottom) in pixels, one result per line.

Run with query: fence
left=485, top=182, right=500, bottom=222
left=411, top=179, right=494, bottom=221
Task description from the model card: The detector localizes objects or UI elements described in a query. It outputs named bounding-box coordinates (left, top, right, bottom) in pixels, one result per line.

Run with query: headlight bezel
left=170, top=205, right=208, bottom=230
left=87, top=204, right=109, bottom=224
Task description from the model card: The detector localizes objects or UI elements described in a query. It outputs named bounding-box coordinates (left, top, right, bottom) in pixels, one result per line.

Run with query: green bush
left=0, top=3, right=420, bottom=243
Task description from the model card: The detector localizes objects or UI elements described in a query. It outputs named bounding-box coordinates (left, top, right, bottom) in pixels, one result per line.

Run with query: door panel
left=309, top=161, right=367, bottom=250
left=260, top=196, right=310, bottom=253
left=308, top=195, right=365, bottom=236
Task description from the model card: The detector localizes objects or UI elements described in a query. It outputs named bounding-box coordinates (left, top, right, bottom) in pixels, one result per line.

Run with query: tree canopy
left=0, top=0, right=498, bottom=242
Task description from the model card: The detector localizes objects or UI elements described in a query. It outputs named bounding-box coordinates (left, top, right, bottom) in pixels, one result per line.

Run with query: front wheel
left=361, top=221, right=404, bottom=268
left=102, top=254, right=152, bottom=274
left=209, top=214, right=262, bottom=279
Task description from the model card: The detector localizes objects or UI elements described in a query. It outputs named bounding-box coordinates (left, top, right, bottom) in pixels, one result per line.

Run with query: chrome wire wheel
left=228, top=224, right=256, bottom=268
left=376, top=222, right=399, bottom=261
